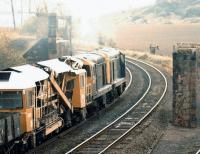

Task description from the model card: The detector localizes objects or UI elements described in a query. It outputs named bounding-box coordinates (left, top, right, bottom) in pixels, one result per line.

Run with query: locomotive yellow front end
left=0, top=89, right=33, bottom=134
left=0, top=65, right=49, bottom=151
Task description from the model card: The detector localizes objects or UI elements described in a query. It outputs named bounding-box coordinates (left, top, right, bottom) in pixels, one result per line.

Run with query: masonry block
left=173, top=45, right=199, bottom=128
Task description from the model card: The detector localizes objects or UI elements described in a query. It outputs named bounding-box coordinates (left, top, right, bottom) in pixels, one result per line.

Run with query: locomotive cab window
left=120, top=54, right=125, bottom=63
left=82, top=65, right=91, bottom=77
left=26, top=90, right=33, bottom=107
left=0, top=91, right=22, bottom=109
left=66, top=79, right=75, bottom=90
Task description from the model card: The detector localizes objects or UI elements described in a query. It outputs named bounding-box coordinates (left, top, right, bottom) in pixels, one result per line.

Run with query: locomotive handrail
left=49, top=72, right=73, bottom=112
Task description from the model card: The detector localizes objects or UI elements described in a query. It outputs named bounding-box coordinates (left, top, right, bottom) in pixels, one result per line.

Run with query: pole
left=21, top=0, right=23, bottom=26
left=10, top=0, right=16, bottom=29
left=69, top=16, right=72, bottom=56
left=28, top=0, right=31, bottom=13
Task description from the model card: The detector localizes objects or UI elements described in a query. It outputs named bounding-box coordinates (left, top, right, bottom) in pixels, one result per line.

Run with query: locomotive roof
left=37, top=58, right=84, bottom=75
left=0, top=65, right=49, bottom=90
left=74, top=56, right=95, bottom=66
left=100, top=48, right=121, bottom=58
left=75, top=53, right=104, bottom=64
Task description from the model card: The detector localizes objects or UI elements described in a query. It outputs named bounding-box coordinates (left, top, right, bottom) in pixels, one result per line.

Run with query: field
left=98, top=23, right=200, bottom=56
left=1, top=21, right=200, bottom=70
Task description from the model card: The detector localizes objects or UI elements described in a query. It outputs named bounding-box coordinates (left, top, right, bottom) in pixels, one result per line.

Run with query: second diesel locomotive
left=0, top=48, right=126, bottom=152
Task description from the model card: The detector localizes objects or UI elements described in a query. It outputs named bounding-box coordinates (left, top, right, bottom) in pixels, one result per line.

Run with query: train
left=0, top=48, right=126, bottom=153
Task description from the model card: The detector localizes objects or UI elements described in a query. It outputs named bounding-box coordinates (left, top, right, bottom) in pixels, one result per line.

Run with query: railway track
left=28, top=60, right=134, bottom=154
left=29, top=57, right=163, bottom=154
left=65, top=58, right=168, bottom=154
left=196, top=148, right=200, bottom=154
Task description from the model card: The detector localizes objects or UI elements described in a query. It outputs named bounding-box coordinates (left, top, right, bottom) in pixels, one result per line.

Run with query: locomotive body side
left=99, top=48, right=126, bottom=96
left=0, top=48, right=126, bottom=153
left=74, top=48, right=126, bottom=109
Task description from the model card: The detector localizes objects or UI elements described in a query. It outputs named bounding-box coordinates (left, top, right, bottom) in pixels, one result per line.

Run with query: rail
left=98, top=58, right=168, bottom=153
left=65, top=58, right=152, bottom=154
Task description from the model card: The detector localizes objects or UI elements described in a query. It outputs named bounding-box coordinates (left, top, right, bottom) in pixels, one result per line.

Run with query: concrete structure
left=48, top=13, right=57, bottom=55
left=173, top=43, right=200, bottom=128
left=23, top=39, right=70, bottom=63
left=23, top=38, right=48, bottom=63
left=23, top=13, right=72, bottom=63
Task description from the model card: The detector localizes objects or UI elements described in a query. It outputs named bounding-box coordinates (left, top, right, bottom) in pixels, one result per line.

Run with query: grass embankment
left=0, top=28, right=26, bottom=70
left=123, top=50, right=172, bottom=75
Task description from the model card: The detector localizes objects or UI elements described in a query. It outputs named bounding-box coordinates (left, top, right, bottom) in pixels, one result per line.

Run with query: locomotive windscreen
left=82, top=65, right=91, bottom=77
left=0, top=72, right=11, bottom=81
left=0, top=91, right=22, bottom=109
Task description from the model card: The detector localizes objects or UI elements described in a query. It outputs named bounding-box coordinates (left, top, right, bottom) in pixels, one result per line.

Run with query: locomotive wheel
left=73, top=108, right=87, bottom=123
left=80, top=108, right=87, bottom=121
left=106, top=91, right=114, bottom=104
left=63, top=109, right=72, bottom=127
left=30, top=132, right=36, bottom=148
left=0, top=146, right=6, bottom=154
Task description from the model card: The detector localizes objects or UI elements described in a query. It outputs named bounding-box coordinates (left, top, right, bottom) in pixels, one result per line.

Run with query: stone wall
left=173, top=47, right=198, bottom=128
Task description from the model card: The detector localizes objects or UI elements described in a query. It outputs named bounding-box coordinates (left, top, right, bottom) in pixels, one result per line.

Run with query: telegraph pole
left=68, top=16, right=72, bottom=56
left=21, top=0, right=23, bottom=26
left=28, top=0, right=31, bottom=13
left=10, top=0, right=16, bottom=29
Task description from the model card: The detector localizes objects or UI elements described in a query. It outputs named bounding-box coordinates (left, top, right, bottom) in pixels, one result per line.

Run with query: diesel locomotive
left=0, top=48, right=126, bottom=153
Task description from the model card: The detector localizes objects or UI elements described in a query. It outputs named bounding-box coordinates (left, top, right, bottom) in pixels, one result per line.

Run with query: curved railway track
left=29, top=57, right=166, bottom=154
left=65, top=58, right=168, bottom=154
left=196, top=148, right=200, bottom=154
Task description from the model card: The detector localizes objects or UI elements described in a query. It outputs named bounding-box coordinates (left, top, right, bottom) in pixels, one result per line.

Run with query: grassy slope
left=123, top=50, right=172, bottom=75
left=0, top=29, right=26, bottom=70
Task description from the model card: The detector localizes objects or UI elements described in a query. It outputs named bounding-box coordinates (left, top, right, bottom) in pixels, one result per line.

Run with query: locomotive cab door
left=24, top=89, right=35, bottom=132
left=92, top=65, right=97, bottom=96
left=71, top=71, right=86, bottom=109
left=120, top=53, right=126, bottom=78
left=71, top=71, right=87, bottom=121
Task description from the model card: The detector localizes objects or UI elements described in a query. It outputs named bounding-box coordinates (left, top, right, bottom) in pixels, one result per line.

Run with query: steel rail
left=65, top=60, right=152, bottom=154
left=29, top=65, right=133, bottom=154
left=124, top=67, right=132, bottom=92
left=196, top=148, right=200, bottom=154
left=98, top=57, right=168, bottom=153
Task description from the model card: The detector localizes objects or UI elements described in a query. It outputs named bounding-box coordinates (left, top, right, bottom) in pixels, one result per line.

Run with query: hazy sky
left=65, top=0, right=156, bottom=17
left=0, top=0, right=156, bottom=27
